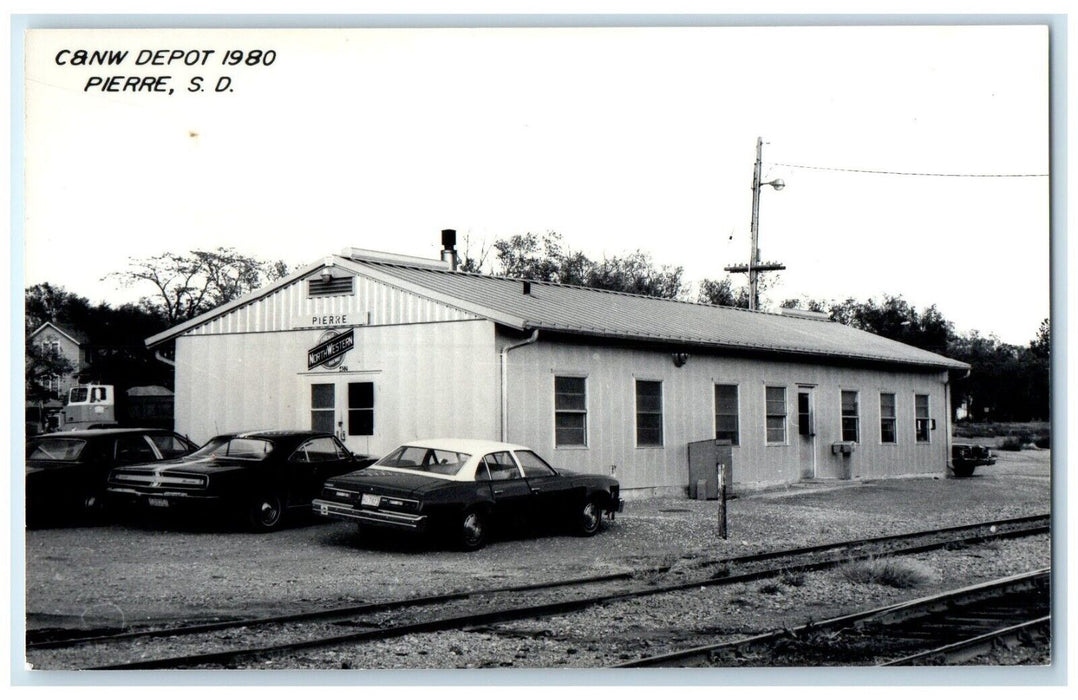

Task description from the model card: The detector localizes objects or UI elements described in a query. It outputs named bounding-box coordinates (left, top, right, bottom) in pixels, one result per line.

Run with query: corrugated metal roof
left=355, top=260, right=969, bottom=371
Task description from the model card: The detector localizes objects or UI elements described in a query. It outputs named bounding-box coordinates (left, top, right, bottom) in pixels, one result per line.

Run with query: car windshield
left=190, top=436, right=274, bottom=461
left=27, top=437, right=87, bottom=462
left=375, top=446, right=471, bottom=476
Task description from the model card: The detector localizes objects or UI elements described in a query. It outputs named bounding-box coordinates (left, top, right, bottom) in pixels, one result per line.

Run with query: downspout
left=154, top=351, right=176, bottom=367
left=500, top=329, right=539, bottom=442
left=944, top=367, right=970, bottom=478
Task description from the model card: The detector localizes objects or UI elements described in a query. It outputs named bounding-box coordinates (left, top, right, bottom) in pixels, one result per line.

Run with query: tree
left=25, top=282, right=94, bottom=333
left=477, top=231, right=685, bottom=299
left=107, top=247, right=290, bottom=324
left=25, top=335, right=75, bottom=404
left=1030, top=318, right=1050, bottom=360
left=827, top=295, right=953, bottom=355
left=698, top=277, right=750, bottom=308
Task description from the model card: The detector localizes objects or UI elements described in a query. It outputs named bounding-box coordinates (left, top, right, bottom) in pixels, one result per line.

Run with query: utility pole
left=725, top=137, right=786, bottom=310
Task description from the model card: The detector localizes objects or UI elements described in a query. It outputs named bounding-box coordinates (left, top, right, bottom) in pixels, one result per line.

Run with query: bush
left=1034, top=435, right=1051, bottom=449
left=758, top=581, right=783, bottom=595
left=999, top=436, right=1025, bottom=451
left=840, top=558, right=933, bottom=589
left=780, top=569, right=806, bottom=587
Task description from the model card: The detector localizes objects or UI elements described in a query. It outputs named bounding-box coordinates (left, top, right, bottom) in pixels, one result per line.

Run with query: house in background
left=145, top=232, right=971, bottom=498
left=26, top=322, right=90, bottom=432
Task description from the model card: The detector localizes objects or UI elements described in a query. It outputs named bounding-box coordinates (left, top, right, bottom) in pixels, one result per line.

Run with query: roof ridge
left=362, top=259, right=785, bottom=315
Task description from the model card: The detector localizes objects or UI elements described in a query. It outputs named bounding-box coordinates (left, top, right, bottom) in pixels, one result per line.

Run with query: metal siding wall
left=504, top=337, right=951, bottom=493
left=173, top=320, right=498, bottom=453
left=186, top=272, right=477, bottom=337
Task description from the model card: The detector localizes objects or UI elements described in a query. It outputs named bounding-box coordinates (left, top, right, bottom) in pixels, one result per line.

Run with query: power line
left=773, top=162, right=1048, bottom=178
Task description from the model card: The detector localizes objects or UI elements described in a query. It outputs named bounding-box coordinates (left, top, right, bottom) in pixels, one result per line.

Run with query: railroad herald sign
left=308, top=329, right=355, bottom=370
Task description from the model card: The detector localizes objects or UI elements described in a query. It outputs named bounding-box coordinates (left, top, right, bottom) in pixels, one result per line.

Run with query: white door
left=306, top=378, right=376, bottom=457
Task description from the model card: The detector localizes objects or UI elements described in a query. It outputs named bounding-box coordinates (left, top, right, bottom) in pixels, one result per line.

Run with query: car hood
left=326, top=467, right=449, bottom=497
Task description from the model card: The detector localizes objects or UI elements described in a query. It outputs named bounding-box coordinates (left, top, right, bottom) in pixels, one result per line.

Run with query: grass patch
left=758, top=581, right=783, bottom=595
left=780, top=569, right=807, bottom=587
left=999, top=436, right=1026, bottom=451
left=840, top=558, right=933, bottom=589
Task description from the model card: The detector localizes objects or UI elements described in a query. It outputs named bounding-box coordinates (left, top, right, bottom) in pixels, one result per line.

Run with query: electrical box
left=831, top=441, right=855, bottom=456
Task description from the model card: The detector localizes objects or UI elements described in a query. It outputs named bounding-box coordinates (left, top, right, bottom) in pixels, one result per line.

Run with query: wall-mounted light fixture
left=672, top=352, right=690, bottom=368
left=320, top=268, right=333, bottom=284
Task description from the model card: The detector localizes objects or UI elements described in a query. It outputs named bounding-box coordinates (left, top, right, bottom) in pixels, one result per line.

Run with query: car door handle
left=530, top=488, right=541, bottom=493
left=493, top=489, right=505, bottom=495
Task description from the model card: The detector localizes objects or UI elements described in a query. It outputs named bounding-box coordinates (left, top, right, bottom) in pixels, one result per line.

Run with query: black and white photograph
left=11, top=8, right=1060, bottom=686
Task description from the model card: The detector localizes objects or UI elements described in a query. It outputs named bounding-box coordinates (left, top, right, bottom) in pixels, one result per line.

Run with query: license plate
left=361, top=493, right=380, bottom=508
left=319, top=503, right=329, bottom=516
left=147, top=497, right=169, bottom=508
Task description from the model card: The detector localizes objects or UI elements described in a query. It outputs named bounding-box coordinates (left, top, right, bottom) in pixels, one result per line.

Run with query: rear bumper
left=106, top=487, right=222, bottom=506
left=312, top=498, right=428, bottom=532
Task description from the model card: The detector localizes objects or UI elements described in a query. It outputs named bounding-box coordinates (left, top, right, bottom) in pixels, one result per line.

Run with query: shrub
left=840, top=558, right=933, bottom=589
left=1034, top=434, right=1051, bottom=449
left=780, top=569, right=806, bottom=587
left=758, top=581, right=783, bottom=595
left=999, top=436, right=1025, bottom=451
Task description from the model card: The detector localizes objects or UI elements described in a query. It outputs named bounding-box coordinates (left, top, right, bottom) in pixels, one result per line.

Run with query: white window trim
left=879, top=392, right=898, bottom=446
left=915, top=393, right=932, bottom=444
left=634, top=378, right=665, bottom=449
left=840, top=389, right=861, bottom=444
left=553, top=374, right=589, bottom=450
left=713, top=382, right=740, bottom=447
left=764, top=385, right=788, bottom=446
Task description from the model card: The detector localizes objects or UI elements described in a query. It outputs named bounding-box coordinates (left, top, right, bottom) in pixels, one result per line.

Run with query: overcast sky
left=21, top=24, right=1049, bottom=345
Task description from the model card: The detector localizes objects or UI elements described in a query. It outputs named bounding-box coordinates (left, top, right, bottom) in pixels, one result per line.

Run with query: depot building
left=146, top=232, right=970, bottom=498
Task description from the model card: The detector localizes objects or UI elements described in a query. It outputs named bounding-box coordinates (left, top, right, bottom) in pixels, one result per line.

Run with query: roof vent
left=441, top=229, right=458, bottom=271
left=308, top=273, right=355, bottom=297
left=522, top=280, right=531, bottom=295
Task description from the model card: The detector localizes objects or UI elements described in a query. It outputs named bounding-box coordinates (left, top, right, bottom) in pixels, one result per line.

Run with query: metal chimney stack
left=440, top=229, right=458, bottom=270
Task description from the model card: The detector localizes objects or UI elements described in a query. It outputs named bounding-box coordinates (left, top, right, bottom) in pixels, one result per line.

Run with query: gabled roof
left=29, top=322, right=89, bottom=346
left=146, top=253, right=969, bottom=371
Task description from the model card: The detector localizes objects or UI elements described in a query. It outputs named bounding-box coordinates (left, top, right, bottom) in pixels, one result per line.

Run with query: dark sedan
left=26, top=428, right=197, bottom=526
left=952, top=442, right=997, bottom=477
left=107, top=430, right=371, bottom=531
left=313, top=438, right=624, bottom=550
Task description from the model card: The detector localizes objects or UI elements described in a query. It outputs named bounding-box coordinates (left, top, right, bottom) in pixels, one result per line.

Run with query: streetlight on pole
left=725, top=137, right=786, bottom=311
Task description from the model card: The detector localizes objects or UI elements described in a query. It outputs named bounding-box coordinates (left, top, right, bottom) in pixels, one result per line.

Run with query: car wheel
left=458, top=509, right=487, bottom=551
left=577, top=498, right=603, bottom=536
left=953, top=464, right=975, bottom=478
left=248, top=493, right=285, bottom=531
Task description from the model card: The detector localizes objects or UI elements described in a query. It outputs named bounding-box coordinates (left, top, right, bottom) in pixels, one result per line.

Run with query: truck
left=58, top=383, right=175, bottom=431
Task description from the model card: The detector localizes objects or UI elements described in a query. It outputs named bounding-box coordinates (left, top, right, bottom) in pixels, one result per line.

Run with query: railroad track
left=617, top=569, right=1051, bottom=667
left=25, top=513, right=1049, bottom=670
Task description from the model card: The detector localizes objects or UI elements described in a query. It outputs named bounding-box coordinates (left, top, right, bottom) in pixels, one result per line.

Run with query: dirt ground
left=22, top=448, right=1052, bottom=634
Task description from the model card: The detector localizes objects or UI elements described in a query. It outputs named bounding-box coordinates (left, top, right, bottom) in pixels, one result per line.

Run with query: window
left=311, top=384, right=335, bottom=433
left=880, top=393, right=897, bottom=443
left=797, top=391, right=813, bottom=436
left=348, top=382, right=374, bottom=436
left=714, top=384, right=739, bottom=445
left=115, top=435, right=156, bottom=464
left=841, top=390, right=860, bottom=443
left=765, top=386, right=787, bottom=444
left=482, top=451, right=521, bottom=480
left=291, top=437, right=346, bottom=463
left=635, top=380, right=664, bottom=447
left=516, top=450, right=557, bottom=477
left=915, top=394, right=931, bottom=442
left=554, top=376, right=587, bottom=447
left=149, top=434, right=192, bottom=459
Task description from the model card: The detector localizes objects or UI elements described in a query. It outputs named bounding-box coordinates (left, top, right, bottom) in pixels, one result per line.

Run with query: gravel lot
left=25, top=449, right=1051, bottom=635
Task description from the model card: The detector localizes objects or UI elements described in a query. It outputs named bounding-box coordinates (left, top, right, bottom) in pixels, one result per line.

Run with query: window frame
left=634, top=378, right=665, bottom=448
left=879, top=392, right=897, bottom=444
left=841, top=390, right=860, bottom=443
left=765, top=385, right=788, bottom=445
left=915, top=393, right=931, bottom=443
left=713, top=383, right=740, bottom=446
left=553, top=375, right=589, bottom=448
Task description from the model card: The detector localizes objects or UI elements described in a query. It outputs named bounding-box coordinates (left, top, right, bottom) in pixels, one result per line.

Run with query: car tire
left=577, top=497, right=603, bottom=537
left=247, top=493, right=285, bottom=532
left=458, top=508, right=487, bottom=551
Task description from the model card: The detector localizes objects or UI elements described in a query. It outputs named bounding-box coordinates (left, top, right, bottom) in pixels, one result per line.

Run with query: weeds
left=840, top=557, right=933, bottom=589
left=780, top=569, right=807, bottom=587
left=758, top=581, right=783, bottom=595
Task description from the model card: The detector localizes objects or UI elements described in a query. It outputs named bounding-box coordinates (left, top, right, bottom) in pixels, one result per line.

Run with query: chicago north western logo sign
left=308, top=329, right=355, bottom=370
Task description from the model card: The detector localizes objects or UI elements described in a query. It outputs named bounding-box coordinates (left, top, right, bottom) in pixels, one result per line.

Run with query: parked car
left=107, top=430, right=371, bottom=531
left=26, top=428, right=198, bottom=525
left=952, top=442, right=997, bottom=477
left=312, top=438, right=624, bottom=550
